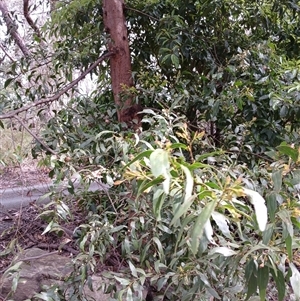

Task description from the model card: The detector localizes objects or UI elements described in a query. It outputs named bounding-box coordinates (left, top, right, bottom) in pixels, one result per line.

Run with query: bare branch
left=0, top=0, right=30, bottom=57
left=0, top=43, right=15, bottom=62
left=14, top=115, right=56, bottom=155
left=0, top=52, right=113, bottom=120
left=124, top=5, right=160, bottom=21
left=23, top=0, right=41, bottom=38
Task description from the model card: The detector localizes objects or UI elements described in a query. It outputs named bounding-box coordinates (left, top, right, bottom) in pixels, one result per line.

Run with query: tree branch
left=0, top=52, right=113, bottom=120
left=23, top=0, right=41, bottom=38
left=14, top=114, right=56, bottom=155
left=0, top=43, right=15, bottom=62
left=124, top=5, right=160, bottom=22
left=0, top=0, right=30, bottom=57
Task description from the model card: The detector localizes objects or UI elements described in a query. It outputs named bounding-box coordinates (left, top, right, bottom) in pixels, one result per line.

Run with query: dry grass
left=0, top=125, right=51, bottom=188
left=0, top=127, right=33, bottom=167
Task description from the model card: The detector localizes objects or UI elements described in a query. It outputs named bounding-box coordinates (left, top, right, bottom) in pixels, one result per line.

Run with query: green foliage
left=2, top=0, right=300, bottom=300
left=34, top=110, right=300, bottom=301
left=41, top=0, right=300, bottom=154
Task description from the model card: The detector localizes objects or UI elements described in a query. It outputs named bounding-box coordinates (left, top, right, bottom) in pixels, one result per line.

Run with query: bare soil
left=0, top=158, right=51, bottom=189
left=0, top=159, right=75, bottom=276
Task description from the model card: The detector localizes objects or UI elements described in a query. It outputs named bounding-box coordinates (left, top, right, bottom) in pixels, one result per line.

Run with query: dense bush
left=34, top=109, right=300, bottom=301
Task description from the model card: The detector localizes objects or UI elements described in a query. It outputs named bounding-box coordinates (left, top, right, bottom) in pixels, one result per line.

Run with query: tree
left=103, top=0, right=142, bottom=124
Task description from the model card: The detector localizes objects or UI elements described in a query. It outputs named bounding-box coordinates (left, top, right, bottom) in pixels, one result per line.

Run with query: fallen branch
left=0, top=250, right=59, bottom=275
left=0, top=51, right=113, bottom=120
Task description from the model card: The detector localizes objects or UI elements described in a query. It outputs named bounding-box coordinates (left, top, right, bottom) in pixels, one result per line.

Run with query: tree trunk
left=103, top=0, right=141, bottom=125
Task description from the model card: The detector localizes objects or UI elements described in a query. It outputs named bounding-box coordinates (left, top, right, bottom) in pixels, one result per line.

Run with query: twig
left=0, top=250, right=59, bottom=274
left=14, top=115, right=56, bottom=155
left=0, top=51, right=113, bottom=120
left=35, top=243, right=78, bottom=255
left=98, top=180, right=117, bottom=213
left=0, top=43, right=15, bottom=62
left=124, top=5, right=160, bottom=21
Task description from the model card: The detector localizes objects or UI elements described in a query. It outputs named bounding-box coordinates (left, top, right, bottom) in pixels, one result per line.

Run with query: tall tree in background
left=0, top=0, right=142, bottom=126
left=103, top=0, right=141, bottom=124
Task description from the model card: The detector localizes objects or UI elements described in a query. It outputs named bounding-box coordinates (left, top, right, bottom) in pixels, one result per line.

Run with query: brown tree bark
left=103, top=0, right=141, bottom=125
left=0, top=0, right=30, bottom=57
left=23, top=0, right=41, bottom=38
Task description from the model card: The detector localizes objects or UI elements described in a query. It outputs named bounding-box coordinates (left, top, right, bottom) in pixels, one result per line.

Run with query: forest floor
left=0, top=158, right=50, bottom=189
left=0, top=159, right=79, bottom=276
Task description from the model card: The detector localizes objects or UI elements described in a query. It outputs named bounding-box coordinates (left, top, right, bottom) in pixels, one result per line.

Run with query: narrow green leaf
left=265, top=192, right=278, bottom=222
left=161, top=53, right=171, bottom=64
left=122, top=150, right=153, bottom=170
left=153, top=190, right=166, bottom=221
left=150, top=149, right=171, bottom=194
left=128, top=261, right=138, bottom=278
left=278, top=209, right=294, bottom=238
left=171, top=195, right=197, bottom=226
left=162, top=174, right=171, bottom=194
left=12, top=274, right=20, bottom=293
left=245, top=259, right=257, bottom=283
left=114, top=276, right=130, bottom=286
left=79, top=234, right=88, bottom=251
left=262, top=224, right=274, bottom=245
left=257, top=266, right=269, bottom=301
left=196, top=151, right=223, bottom=161
left=169, top=143, right=188, bottom=150
left=204, top=219, right=215, bottom=243
left=190, top=199, right=218, bottom=254
left=4, top=77, right=14, bottom=88
left=180, top=164, right=194, bottom=203
left=137, top=176, right=164, bottom=198
left=42, top=220, right=53, bottom=235
left=246, top=272, right=258, bottom=300
left=3, top=261, right=23, bottom=276
left=110, top=225, right=127, bottom=233
left=153, top=237, right=165, bottom=262
left=276, top=145, right=299, bottom=162
left=270, top=268, right=285, bottom=301
left=241, top=244, right=271, bottom=264
left=243, top=188, right=268, bottom=231
left=208, top=247, right=237, bottom=257
left=171, top=54, right=179, bottom=68
left=272, top=170, right=282, bottom=193
left=285, top=234, right=293, bottom=261
left=211, top=211, right=232, bottom=238
left=140, top=241, right=151, bottom=263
